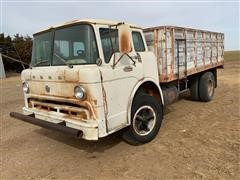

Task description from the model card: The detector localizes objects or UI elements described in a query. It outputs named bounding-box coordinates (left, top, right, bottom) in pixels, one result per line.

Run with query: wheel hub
left=133, top=105, right=156, bottom=136
left=208, top=79, right=214, bottom=97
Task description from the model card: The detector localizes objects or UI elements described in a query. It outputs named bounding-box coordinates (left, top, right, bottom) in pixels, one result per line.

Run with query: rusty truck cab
left=14, top=19, right=153, bottom=140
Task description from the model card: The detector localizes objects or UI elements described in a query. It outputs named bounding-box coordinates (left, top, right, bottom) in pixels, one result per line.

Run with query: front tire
left=122, top=94, right=163, bottom=145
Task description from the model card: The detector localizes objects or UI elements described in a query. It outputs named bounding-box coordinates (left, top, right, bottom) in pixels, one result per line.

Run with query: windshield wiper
left=32, top=59, right=49, bottom=67
left=54, top=53, right=73, bottom=68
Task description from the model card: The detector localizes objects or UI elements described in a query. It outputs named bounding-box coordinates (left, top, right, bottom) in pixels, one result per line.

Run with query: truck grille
left=28, top=98, right=89, bottom=120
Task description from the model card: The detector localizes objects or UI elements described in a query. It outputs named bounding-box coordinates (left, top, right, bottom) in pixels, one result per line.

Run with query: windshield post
left=50, top=28, right=55, bottom=66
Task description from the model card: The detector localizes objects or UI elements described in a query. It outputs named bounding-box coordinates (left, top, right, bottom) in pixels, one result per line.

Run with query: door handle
left=123, top=66, right=133, bottom=72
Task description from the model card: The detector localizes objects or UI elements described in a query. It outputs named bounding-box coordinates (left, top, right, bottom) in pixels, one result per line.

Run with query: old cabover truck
left=10, top=19, right=224, bottom=145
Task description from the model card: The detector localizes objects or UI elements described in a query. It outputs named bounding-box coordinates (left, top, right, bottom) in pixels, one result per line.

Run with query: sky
left=0, top=0, right=239, bottom=50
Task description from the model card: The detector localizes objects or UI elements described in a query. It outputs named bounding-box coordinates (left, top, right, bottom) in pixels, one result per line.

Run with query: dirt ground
left=1, top=52, right=239, bottom=179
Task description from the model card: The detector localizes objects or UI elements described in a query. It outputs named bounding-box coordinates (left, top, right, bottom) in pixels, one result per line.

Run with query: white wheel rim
left=132, top=105, right=156, bottom=136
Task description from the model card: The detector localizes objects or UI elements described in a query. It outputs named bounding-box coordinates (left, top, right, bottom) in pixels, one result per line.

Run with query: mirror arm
left=112, top=53, right=136, bottom=69
left=112, top=53, right=124, bottom=69
left=108, top=25, right=119, bottom=69
left=125, top=53, right=136, bottom=66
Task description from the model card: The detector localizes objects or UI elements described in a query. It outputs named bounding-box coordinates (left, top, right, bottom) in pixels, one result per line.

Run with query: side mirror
left=118, top=24, right=132, bottom=54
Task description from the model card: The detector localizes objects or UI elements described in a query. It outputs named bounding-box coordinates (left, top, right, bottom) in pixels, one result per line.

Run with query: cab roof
left=34, top=19, right=142, bottom=35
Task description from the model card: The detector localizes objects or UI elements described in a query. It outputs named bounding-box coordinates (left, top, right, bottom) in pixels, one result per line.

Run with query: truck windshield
left=31, top=24, right=99, bottom=67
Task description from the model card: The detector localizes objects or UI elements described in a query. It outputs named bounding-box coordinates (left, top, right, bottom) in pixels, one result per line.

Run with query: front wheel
left=122, top=94, right=163, bottom=145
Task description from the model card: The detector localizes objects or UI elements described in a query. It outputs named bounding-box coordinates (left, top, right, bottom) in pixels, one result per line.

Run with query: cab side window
left=132, top=31, right=145, bottom=52
left=99, top=28, right=119, bottom=63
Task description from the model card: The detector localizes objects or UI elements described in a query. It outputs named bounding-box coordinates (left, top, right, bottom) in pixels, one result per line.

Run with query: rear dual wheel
left=199, top=71, right=215, bottom=102
left=189, top=71, right=215, bottom=102
left=189, top=76, right=200, bottom=101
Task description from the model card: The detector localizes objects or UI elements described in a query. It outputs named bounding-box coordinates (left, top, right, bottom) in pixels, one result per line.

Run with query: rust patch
left=84, top=101, right=97, bottom=120
left=27, top=73, right=98, bottom=120
left=29, top=98, right=92, bottom=120
left=120, top=31, right=131, bottom=53
left=32, top=96, right=96, bottom=120
left=159, top=61, right=224, bottom=83
left=64, top=69, right=79, bottom=82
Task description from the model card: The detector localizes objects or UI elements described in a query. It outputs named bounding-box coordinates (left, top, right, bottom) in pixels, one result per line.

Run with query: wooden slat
left=203, top=32, right=206, bottom=67
left=210, top=33, right=213, bottom=65
left=164, top=27, right=167, bottom=76
left=170, top=28, right=175, bottom=78
left=194, top=31, right=197, bottom=68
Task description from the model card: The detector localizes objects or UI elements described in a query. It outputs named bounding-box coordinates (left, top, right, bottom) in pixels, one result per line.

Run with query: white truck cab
left=11, top=19, right=164, bottom=145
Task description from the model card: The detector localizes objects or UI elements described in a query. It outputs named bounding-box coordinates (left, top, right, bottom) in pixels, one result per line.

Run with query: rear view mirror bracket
left=112, top=53, right=136, bottom=69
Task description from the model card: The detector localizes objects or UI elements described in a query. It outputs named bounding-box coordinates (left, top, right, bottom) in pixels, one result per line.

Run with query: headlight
left=74, top=86, right=86, bottom=100
left=22, top=82, right=29, bottom=93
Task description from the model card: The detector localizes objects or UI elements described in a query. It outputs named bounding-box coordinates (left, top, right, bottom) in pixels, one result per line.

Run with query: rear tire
left=122, top=94, right=163, bottom=145
left=199, top=71, right=215, bottom=102
left=189, top=76, right=200, bottom=101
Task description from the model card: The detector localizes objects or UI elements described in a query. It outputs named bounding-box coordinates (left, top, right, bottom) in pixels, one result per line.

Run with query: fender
left=126, top=77, right=164, bottom=125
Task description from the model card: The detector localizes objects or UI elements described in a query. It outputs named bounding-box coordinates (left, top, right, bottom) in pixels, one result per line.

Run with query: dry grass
left=224, top=51, right=240, bottom=61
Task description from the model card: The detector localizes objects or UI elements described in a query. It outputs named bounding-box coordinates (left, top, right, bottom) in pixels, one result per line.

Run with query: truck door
left=98, top=28, right=143, bottom=132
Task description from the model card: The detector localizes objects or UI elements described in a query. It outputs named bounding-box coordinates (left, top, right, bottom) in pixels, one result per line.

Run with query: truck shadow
left=32, top=106, right=176, bottom=152
left=34, top=128, right=124, bottom=153
left=163, top=106, right=172, bottom=115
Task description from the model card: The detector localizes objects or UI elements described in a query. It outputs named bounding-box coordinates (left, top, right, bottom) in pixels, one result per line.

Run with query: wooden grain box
left=144, top=26, right=224, bottom=83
